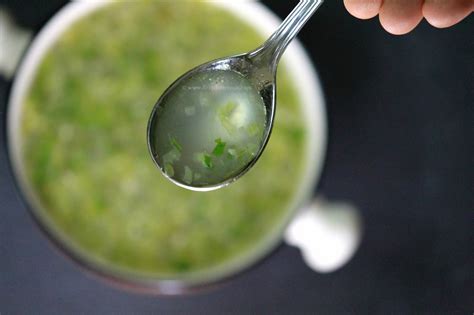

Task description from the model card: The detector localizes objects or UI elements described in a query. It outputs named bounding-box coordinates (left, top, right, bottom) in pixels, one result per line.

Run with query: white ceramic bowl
left=5, top=0, right=327, bottom=294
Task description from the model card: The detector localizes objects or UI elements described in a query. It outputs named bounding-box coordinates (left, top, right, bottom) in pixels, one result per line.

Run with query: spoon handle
left=251, top=0, right=324, bottom=68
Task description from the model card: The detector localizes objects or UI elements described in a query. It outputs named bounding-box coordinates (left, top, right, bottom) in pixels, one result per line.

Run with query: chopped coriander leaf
left=220, top=101, right=237, bottom=116
left=226, top=148, right=236, bottom=160
left=212, top=138, right=226, bottom=156
left=289, top=127, right=305, bottom=141
left=183, top=166, right=193, bottom=184
left=169, top=135, right=183, bottom=153
left=196, top=152, right=213, bottom=169
left=164, top=163, right=175, bottom=177
left=246, top=122, right=261, bottom=136
left=195, top=152, right=205, bottom=165
left=235, top=147, right=250, bottom=162
left=218, top=101, right=237, bottom=134
left=203, top=154, right=213, bottom=169
left=162, top=148, right=181, bottom=164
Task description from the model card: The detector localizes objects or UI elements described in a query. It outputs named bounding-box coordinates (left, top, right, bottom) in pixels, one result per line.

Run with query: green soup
left=20, top=1, right=309, bottom=282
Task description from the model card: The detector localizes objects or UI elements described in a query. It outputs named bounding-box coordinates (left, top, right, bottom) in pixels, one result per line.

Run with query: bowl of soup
left=6, top=0, right=326, bottom=293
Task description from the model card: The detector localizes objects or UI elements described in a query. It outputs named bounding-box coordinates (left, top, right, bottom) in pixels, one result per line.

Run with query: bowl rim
left=5, top=0, right=327, bottom=294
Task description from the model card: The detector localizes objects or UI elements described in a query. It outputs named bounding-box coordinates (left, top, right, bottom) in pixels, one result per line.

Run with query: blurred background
left=0, top=0, right=472, bottom=314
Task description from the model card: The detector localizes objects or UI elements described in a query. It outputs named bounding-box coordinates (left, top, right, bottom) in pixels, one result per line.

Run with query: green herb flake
left=218, top=101, right=237, bottom=134
left=246, top=122, right=261, bottom=137
left=195, top=152, right=205, bottom=164
left=169, top=135, right=182, bottom=153
left=203, top=154, right=213, bottom=169
left=226, top=148, right=237, bottom=160
left=235, top=147, right=250, bottom=162
left=164, top=163, right=175, bottom=177
left=212, top=138, right=226, bottom=156
left=196, top=152, right=213, bottom=169
left=162, top=148, right=181, bottom=164
left=183, top=166, right=193, bottom=184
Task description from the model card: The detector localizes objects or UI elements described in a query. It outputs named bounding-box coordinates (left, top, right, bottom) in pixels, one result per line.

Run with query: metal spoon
left=147, top=0, right=324, bottom=191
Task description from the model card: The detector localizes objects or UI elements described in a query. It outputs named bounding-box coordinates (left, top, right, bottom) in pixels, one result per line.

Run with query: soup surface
left=149, top=69, right=267, bottom=188
left=21, top=1, right=308, bottom=280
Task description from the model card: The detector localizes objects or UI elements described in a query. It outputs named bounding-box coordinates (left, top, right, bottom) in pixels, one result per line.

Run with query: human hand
left=343, top=0, right=473, bottom=35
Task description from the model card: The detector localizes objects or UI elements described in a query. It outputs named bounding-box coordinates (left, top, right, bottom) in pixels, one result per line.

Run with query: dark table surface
left=1, top=1, right=473, bottom=314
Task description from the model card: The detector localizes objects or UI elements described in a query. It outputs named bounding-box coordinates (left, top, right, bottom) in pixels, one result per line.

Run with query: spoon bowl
left=147, top=0, right=323, bottom=191
left=147, top=53, right=275, bottom=191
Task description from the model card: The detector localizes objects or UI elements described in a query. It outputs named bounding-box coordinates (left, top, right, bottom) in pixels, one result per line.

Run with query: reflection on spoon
left=147, top=0, right=324, bottom=191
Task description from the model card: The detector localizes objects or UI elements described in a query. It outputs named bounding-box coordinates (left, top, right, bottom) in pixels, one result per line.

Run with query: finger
left=344, top=0, right=382, bottom=19
left=423, top=0, right=474, bottom=28
left=379, top=0, right=424, bottom=35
